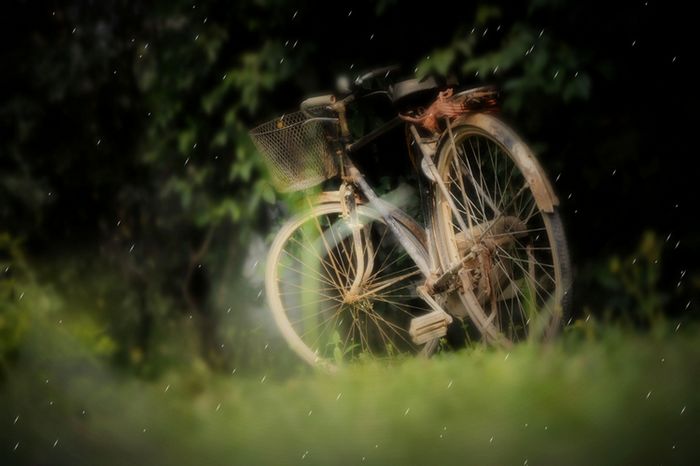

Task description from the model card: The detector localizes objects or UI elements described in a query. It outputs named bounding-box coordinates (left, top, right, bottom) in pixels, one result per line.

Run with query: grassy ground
left=2, top=309, right=699, bottom=466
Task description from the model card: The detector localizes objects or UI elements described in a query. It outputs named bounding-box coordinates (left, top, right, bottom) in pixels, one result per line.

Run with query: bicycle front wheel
left=265, top=201, right=433, bottom=370
left=432, top=114, right=572, bottom=344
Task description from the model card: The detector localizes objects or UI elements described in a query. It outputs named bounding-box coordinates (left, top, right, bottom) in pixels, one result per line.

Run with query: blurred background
left=1, top=0, right=698, bottom=464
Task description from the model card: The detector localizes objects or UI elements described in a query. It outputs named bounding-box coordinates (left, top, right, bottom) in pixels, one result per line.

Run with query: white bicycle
left=250, top=68, right=572, bottom=370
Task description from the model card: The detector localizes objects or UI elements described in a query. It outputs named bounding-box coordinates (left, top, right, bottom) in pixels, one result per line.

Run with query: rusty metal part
left=399, top=87, right=499, bottom=133
left=454, top=216, right=527, bottom=255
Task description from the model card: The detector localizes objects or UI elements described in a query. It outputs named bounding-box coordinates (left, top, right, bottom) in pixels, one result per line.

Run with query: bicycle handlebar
left=300, top=94, right=336, bottom=113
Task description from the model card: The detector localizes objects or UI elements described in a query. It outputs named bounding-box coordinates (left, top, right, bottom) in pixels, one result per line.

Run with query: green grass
left=2, top=310, right=699, bottom=465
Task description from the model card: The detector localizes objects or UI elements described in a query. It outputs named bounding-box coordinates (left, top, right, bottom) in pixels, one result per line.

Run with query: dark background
left=2, top=1, right=700, bottom=464
left=1, top=0, right=697, bottom=370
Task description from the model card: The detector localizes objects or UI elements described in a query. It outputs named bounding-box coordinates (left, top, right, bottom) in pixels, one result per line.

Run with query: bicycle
left=249, top=67, right=572, bottom=371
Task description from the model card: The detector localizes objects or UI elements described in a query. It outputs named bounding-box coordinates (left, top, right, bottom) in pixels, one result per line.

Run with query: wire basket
left=249, top=111, right=339, bottom=192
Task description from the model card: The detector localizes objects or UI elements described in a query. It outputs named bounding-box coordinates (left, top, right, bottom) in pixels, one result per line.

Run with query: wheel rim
left=266, top=204, right=432, bottom=368
left=435, top=125, right=565, bottom=343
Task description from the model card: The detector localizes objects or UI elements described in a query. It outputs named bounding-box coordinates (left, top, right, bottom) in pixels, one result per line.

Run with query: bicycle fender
left=437, top=113, right=559, bottom=213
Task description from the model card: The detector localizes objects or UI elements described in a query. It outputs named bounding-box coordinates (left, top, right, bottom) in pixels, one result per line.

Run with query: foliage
left=416, top=4, right=592, bottom=115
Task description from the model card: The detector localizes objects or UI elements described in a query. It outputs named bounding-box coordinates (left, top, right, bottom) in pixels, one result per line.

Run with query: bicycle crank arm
left=410, top=286, right=453, bottom=344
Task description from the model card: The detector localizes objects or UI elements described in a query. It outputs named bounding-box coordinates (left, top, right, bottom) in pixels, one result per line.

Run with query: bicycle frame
left=329, top=97, right=433, bottom=275
left=334, top=109, right=462, bottom=342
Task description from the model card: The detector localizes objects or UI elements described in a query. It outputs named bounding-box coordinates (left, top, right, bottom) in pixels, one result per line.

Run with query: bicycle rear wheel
left=432, top=114, right=572, bottom=344
left=266, top=201, right=433, bottom=369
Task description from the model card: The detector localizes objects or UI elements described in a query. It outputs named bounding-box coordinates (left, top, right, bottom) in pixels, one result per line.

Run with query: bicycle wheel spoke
left=435, top=122, right=568, bottom=345
left=268, top=203, right=431, bottom=367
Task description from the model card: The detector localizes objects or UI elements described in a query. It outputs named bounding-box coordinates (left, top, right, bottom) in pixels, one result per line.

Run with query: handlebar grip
left=300, top=94, right=336, bottom=112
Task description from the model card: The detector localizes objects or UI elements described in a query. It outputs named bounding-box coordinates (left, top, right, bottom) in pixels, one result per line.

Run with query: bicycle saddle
left=390, top=76, right=440, bottom=107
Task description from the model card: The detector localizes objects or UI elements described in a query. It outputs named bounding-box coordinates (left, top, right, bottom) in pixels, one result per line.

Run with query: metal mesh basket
left=249, top=111, right=339, bottom=192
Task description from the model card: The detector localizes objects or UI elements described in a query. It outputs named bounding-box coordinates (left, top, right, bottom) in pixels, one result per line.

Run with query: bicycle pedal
left=409, top=310, right=453, bottom=345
